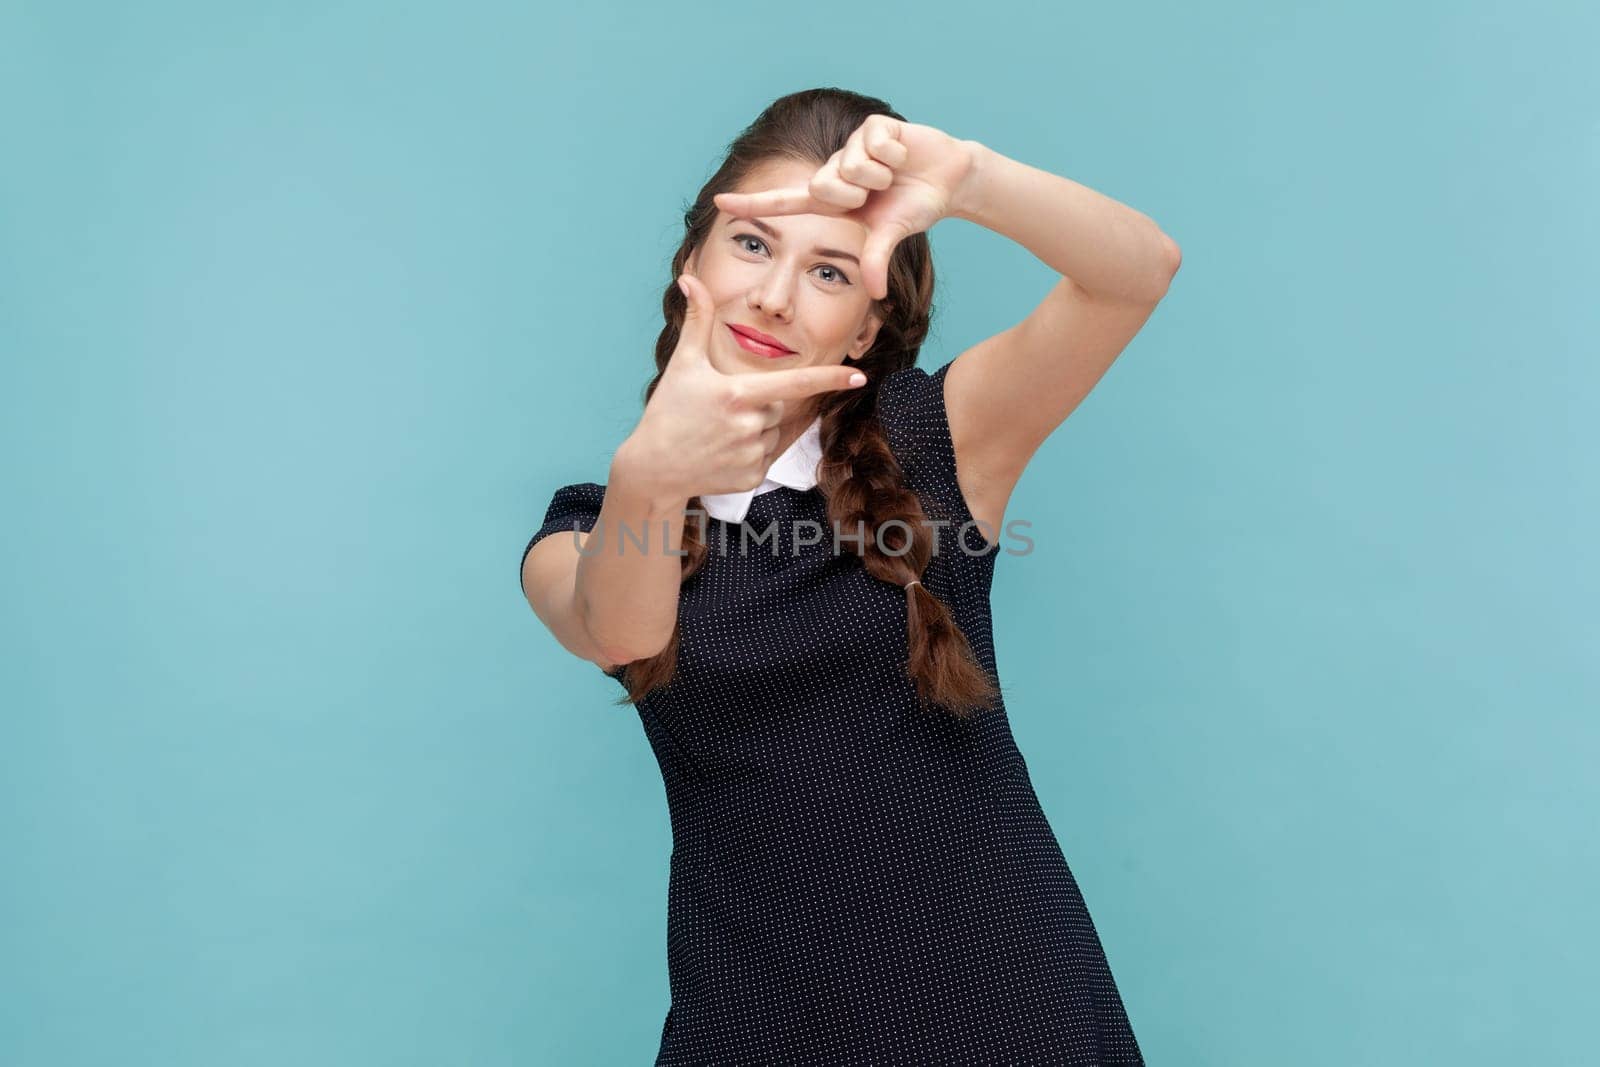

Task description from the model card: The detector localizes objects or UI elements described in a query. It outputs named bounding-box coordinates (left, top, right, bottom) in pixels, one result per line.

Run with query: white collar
left=700, top=415, right=823, bottom=523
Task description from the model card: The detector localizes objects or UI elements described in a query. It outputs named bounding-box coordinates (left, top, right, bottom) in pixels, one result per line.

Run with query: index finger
left=735, top=364, right=868, bottom=404
left=713, top=188, right=833, bottom=219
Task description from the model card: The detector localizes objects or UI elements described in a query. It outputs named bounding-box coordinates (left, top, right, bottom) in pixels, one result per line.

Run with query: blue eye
left=732, top=234, right=851, bottom=287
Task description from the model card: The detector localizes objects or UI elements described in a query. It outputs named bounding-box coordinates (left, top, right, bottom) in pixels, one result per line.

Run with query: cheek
left=705, top=260, right=757, bottom=297
left=814, top=308, right=859, bottom=345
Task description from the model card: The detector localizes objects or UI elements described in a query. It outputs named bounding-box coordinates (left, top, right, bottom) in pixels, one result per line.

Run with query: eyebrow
left=726, top=215, right=861, bottom=266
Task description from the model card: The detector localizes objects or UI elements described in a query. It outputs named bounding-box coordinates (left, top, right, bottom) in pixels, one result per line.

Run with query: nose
left=747, top=266, right=794, bottom=322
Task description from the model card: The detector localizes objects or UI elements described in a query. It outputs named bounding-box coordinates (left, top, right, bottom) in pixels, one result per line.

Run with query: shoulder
left=875, top=359, right=954, bottom=463
left=873, top=359, right=1000, bottom=556
left=521, top=481, right=608, bottom=574
left=534, top=481, right=608, bottom=539
left=873, top=360, right=960, bottom=507
left=876, top=360, right=949, bottom=417
left=543, top=481, right=607, bottom=519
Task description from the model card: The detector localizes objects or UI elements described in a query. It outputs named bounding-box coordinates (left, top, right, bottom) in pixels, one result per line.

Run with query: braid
left=815, top=375, right=1000, bottom=719
left=609, top=88, right=999, bottom=716
left=614, top=377, right=1000, bottom=718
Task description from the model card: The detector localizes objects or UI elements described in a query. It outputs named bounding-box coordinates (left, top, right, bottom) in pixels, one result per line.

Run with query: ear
left=849, top=308, right=884, bottom=359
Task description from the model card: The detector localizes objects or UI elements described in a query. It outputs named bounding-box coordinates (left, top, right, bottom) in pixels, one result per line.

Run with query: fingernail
left=850, top=372, right=866, bottom=386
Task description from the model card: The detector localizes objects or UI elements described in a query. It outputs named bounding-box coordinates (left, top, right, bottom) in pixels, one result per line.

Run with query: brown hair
left=611, top=87, right=998, bottom=718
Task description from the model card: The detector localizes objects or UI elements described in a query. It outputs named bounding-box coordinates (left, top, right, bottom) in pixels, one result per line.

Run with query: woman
left=521, top=87, right=1179, bottom=1065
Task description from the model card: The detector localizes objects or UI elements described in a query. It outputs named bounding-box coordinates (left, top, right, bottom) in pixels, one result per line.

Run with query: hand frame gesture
left=713, top=115, right=977, bottom=302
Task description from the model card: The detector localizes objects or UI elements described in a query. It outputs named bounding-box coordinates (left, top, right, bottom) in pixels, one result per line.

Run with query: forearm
left=574, top=437, right=691, bottom=663
left=950, top=140, right=1179, bottom=303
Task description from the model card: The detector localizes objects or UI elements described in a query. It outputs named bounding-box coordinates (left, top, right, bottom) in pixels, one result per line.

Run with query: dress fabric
left=521, top=358, right=1144, bottom=1065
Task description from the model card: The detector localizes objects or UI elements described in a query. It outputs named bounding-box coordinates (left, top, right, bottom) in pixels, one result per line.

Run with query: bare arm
left=941, top=141, right=1181, bottom=538
left=521, top=270, right=867, bottom=671
left=521, top=437, right=691, bottom=669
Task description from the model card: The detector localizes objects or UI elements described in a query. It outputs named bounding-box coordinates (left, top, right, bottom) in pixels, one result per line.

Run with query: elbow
left=595, top=642, right=639, bottom=668
left=580, top=614, right=642, bottom=666
left=589, top=627, right=639, bottom=665
left=581, top=605, right=670, bottom=665
left=1160, top=231, right=1182, bottom=277
left=593, top=635, right=667, bottom=667
left=1134, top=230, right=1181, bottom=303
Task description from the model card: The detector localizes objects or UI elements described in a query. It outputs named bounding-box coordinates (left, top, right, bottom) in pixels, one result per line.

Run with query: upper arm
left=521, top=530, right=623, bottom=674
left=943, top=269, right=1174, bottom=535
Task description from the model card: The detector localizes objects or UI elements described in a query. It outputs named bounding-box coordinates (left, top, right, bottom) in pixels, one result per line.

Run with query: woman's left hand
left=712, top=116, right=977, bottom=302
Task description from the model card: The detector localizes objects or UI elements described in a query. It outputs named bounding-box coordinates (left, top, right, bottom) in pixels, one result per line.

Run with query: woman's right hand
left=619, top=272, right=868, bottom=502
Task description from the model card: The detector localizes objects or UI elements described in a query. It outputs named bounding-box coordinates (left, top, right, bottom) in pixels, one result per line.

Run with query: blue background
left=3, top=2, right=1595, bottom=1063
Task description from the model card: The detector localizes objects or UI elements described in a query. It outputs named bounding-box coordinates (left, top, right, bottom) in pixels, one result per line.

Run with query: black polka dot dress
left=522, top=359, right=1145, bottom=1065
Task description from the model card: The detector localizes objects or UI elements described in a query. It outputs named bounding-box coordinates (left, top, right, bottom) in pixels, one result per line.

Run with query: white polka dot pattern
left=521, top=359, right=1144, bottom=1064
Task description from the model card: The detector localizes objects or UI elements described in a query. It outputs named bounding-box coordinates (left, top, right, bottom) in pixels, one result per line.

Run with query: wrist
left=949, top=139, right=993, bottom=223
left=612, top=434, right=690, bottom=517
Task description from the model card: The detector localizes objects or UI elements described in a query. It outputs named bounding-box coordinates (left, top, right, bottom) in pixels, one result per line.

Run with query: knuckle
left=718, top=382, right=748, bottom=410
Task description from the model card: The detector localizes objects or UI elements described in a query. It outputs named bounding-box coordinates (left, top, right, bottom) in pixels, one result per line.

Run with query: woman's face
left=686, top=158, right=883, bottom=379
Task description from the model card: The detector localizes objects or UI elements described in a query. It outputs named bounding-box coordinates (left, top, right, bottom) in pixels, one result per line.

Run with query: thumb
left=861, top=221, right=906, bottom=303
left=674, top=272, right=717, bottom=366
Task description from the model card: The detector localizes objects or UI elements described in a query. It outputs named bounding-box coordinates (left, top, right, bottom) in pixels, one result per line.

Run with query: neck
left=773, top=407, right=816, bottom=459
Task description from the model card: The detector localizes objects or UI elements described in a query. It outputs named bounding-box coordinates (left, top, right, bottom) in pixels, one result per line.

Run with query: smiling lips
left=727, top=324, right=795, bottom=357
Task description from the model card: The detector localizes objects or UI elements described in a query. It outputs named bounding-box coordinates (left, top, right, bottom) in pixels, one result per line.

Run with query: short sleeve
left=875, top=359, right=999, bottom=561
left=518, top=481, right=607, bottom=595
left=519, top=481, right=629, bottom=686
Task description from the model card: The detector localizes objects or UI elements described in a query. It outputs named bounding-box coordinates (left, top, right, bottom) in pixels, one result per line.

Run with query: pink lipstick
left=727, top=324, right=795, bottom=358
